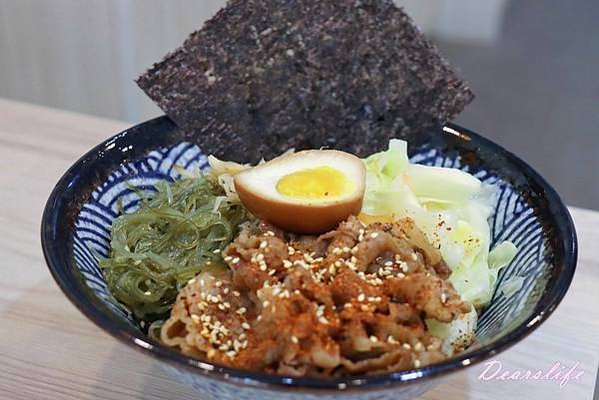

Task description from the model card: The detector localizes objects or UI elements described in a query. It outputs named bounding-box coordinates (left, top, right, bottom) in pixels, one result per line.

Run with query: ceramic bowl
left=41, top=117, right=577, bottom=400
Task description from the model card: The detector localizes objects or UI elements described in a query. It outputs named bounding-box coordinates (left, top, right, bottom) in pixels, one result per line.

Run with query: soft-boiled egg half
left=234, top=150, right=366, bottom=233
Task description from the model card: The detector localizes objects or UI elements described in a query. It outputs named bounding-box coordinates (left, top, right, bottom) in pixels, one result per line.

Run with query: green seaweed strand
left=99, top=176, right=247, bottom=319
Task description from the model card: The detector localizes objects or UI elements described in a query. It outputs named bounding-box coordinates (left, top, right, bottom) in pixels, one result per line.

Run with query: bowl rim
left=41, top=117, right=577, bottom=392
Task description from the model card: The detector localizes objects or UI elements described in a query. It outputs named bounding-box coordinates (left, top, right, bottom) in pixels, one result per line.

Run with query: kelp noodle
left=100, top=175, right=248, bottom=319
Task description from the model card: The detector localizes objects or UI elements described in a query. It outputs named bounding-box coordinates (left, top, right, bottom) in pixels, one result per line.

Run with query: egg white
left=235, top=150, right=365, bottom=205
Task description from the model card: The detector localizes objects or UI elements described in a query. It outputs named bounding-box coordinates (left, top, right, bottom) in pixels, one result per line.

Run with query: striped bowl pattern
left=42, top=117, right=575, bottom=400
left=72, top=141, right=548, bottom=399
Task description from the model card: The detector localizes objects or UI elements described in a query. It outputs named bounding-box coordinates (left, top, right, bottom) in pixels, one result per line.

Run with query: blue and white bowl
left=41, top=117, right=577, bottom=400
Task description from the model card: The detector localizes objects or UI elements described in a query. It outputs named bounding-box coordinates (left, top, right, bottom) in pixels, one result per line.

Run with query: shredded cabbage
left=363, top=139, right=517, bottom=352
left=207, top=155, right=250, bottom=202
left=426, top=306, right=477, bottom=356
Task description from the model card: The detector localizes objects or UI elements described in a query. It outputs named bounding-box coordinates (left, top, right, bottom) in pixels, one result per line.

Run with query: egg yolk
left=276, top=166, right=355, bottom=200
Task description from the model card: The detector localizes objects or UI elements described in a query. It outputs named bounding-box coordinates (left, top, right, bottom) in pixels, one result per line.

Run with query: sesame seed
left=260, top=241, right=268, bottom=249
left=200, top=279, right=206, bottom=286
left=268, top=269, right=276, bottom=276
left=259, top=263, right=267, bottom=271
left=236, top=307, right=247, bottom=315
left=191, top=314, right=200, bottom=323
left=402, top=343, right=411, bottom=350
left=233, top=291, right=241, bottom=297
left=370, top=232, right=379, bottom=239
left=207, top=349, right=216, bottom=359
left=215, top=281, right=223, bottom=287
left=414, top=342, right=424, bottom=352
left=293, top=260, right=309, bottom=269
left=242, top=322, right=251, bottom=330
left=357, top=293, right=365, bottom=302
left=328, top=264, right=336, bottom=275
left=283, top=260, right=293, bottom=268
left=414, top=359, right=421, bottom=368
left=360, top=304, right=370, bottom=311
left=266, top=230, right=275, bottom=236
left=224, top=256, right=233, bottom=262
left=344, top=303, right=353, bottom=309
left=213, top=249, right=221, bottom=254
left=397, top=272, right=406, bottom=279
left=287, top=246, right=295, bottom=255
left=318, top=316, right=329, bottom=325
left=441, top=293, right=447, bottom=304
left=232, top=257, right=240, bottom=264
left=370, top=335, right=378, bottom=343
left=339, top=383, right=347, bottom=389
left=358, top=234, right=364, bottom=241
left=351, top=246, right=359, bottom=254
left=387, top=336, right=398, bottom=344
left=223, top=288, right=230, bottom=294
left=411, top=253, right=418, bottom=261
left=332, top=247, right=342, bottom=255
left=334, top=260, right=342, bottom=267
left=263, top=300, right=271, bottom=308
left=218, top=304, right=226, bottom=310
left=144, top=291, right=151, bottom=295
left=384, top=261, right=393, bottom=267
left=238, top=333, right=247, bottom=341
left=188, top=278, right=196, bottom=285
left=342, top=246, right=351, bottom=253
left=291, top=336, right=299, bottom=344
left=256, top=253, right=265, bottom=261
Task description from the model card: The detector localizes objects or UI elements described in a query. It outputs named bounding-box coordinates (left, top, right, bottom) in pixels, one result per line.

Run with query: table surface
left=0, top=98, right=597, bottom=400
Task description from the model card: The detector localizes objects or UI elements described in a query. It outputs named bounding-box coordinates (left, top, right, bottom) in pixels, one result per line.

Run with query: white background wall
left=0, top=0, right=508, bottom=123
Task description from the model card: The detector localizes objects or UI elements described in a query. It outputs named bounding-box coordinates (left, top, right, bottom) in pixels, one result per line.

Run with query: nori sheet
left=137, top=0, right=474, bottom=163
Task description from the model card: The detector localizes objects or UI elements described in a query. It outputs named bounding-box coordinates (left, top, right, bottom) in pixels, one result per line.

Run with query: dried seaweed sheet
left=137, top=0, right=474, bottom=163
